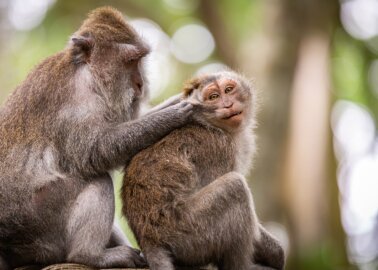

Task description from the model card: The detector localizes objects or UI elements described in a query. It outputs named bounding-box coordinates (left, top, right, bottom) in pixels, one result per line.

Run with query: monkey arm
left=60, top=101, right=192, bottom=176
left=179, top=172, right=284, bottom=269
left=253, top=225, right=285, bottom=270
left=184, top=171, right=255, bottom=215
left=145, top=93, right=183, bottom=116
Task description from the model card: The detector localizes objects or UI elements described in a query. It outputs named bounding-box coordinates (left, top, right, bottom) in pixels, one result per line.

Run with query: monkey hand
left=190, top=101, right=218, bottom=116
left=160, top=100, right=194, bottom=122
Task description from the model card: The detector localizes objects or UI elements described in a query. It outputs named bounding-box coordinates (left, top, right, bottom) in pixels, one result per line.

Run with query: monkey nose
left=224, top=101, right=233, bottom=108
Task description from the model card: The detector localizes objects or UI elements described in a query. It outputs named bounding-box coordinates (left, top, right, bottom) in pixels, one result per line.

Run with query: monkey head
left=183, top=71, right=255, bottom=132
left=69, top=7, right=150, bottom=121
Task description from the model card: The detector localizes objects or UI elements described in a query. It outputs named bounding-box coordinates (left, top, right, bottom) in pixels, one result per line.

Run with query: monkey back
left=122, top=123, right=236, bottom=247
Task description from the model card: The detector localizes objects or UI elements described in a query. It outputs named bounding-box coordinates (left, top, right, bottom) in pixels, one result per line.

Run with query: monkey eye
left=225, top=86, right=234, bottom=94
left=208, top=93, right=219, bottom=100
left=125, top=58, right=139, bottom=65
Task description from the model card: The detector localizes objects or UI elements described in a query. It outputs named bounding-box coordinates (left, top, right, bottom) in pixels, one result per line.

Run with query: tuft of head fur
left=183, top=77, right=203, bottom=97
left=74, top=6, right=138, bottom=44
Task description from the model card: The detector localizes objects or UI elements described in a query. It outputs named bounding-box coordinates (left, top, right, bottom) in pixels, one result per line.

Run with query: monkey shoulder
left=161, top=123, right=233, bottom=158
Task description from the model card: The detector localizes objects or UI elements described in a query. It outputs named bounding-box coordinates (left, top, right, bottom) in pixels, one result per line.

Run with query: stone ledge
left=15, top=263, right=211, bottom=269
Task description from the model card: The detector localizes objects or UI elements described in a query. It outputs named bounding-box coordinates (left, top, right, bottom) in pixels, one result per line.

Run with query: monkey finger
left=187, top=100, right=200, bottom=106
left=193, top=103, right=218, bottom=114
left=176, top=100, right=192, bottom=108
left=175, top=101, right=194, bottom=115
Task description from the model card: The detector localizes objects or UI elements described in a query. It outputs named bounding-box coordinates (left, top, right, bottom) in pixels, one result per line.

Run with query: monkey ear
left=183, top=78, right=201, bottom=97
left=70, top=35, right=94, bottom=64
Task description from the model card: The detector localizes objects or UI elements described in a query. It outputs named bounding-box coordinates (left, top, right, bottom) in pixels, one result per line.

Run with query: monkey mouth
left=223, top=111, right=242, bottom=120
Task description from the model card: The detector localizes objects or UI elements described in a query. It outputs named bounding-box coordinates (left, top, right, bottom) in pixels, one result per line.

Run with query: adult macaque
left=122, top=71, right=285, bottom=270
left=0, top=7, right=200, bottom=269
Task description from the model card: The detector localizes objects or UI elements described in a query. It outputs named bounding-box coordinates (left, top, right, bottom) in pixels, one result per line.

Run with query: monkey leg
left=107, top=224, right=132, bottom=248
left=252, top=225, right=285, bottom=270
left=66, top=175, right=146, bottom=268
left=174, top=172, right=258, bottom=270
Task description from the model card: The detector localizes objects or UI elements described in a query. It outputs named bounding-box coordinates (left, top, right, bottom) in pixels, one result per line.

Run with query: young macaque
left=122, top=71, right=285, bottom=270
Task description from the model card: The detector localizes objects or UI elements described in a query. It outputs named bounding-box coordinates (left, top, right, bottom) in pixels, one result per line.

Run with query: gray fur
left=0, top=7, right=196, bottom=269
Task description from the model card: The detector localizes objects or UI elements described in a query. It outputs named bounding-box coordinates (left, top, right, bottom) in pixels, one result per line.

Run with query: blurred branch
left=241, top=0, right=349, bottom=268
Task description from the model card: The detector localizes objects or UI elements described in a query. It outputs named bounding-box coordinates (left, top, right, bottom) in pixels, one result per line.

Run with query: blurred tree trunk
left=241, top=0, right=350, bottom=269
left=240, top=0, right=299, bottom=222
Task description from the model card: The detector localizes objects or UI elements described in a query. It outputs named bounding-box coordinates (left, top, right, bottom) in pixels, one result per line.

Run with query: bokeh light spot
left=131, top=18, right=173, bottom=99
left=340, top=0, right=378, bottom=40
left=195, top=62, right=229, bottom=75
left=170, top=24, right=215, bottom=64
left=331, top=101, right=375, bottom=160
left=347, top=155, right=378, bottom=219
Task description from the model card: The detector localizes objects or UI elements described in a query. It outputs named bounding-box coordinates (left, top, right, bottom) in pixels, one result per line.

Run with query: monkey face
left=183, top=71, right=255, bottom=132
left=69, top=8, right=151, bottom=122
left=89, top=42, right=149, bottom=99
left=201, top=77, right=246, bottom=128
left=185, top=71, right=253, bottom=131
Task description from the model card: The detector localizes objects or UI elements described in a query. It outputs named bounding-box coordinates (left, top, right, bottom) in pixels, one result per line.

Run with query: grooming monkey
left=0, top=7, right=202, bottom=269
left=122, top=71, right=285, bottom=270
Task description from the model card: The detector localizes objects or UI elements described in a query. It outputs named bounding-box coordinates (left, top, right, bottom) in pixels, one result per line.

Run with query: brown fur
left=122, top=71, right=285, bottom=270
left=78, top=6, right=137, bottom=43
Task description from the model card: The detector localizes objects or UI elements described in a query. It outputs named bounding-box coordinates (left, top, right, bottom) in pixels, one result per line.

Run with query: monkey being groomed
left=0, top=7, right=206, bottom=270
left=122, top=71, right=285, bottom=270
